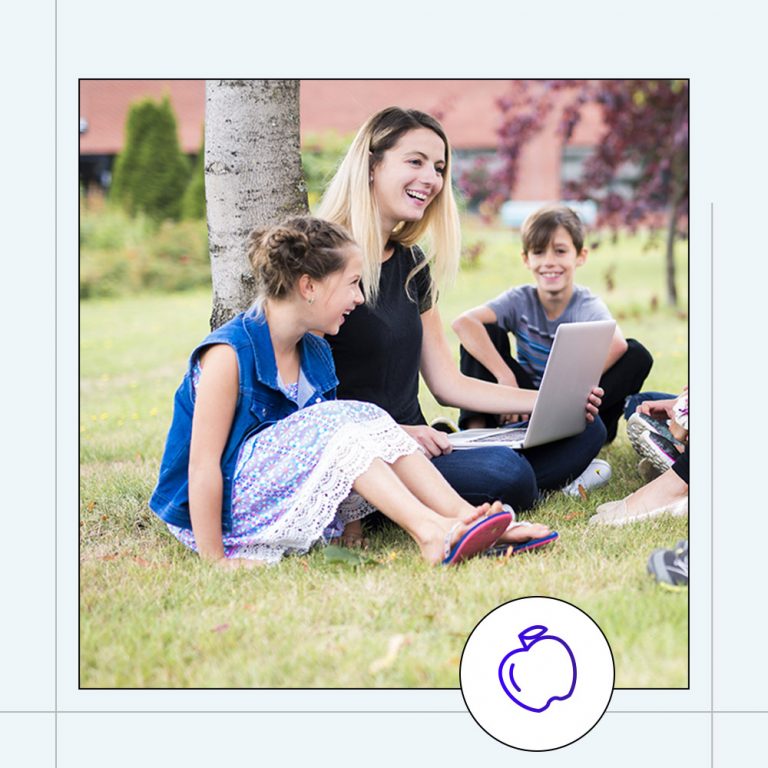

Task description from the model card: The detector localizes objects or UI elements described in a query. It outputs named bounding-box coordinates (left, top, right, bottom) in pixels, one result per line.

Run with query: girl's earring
left=307, top=297, right=315, bottom=305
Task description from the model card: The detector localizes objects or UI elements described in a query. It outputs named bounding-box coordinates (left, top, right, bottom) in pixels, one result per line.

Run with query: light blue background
left=5, top=0, right=763, bottom=764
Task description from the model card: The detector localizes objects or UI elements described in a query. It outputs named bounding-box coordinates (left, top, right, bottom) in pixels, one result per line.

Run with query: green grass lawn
left=80, top=223, right=689, bottom=688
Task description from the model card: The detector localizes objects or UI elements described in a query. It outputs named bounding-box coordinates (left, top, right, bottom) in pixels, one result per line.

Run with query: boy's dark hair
left=521, top=205, right=585, bottom=254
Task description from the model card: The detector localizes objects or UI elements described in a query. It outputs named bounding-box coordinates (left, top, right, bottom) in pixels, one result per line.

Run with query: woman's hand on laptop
left=585, top=386, right=603, bottom=422
left=401, top=425, right=453, bottom=457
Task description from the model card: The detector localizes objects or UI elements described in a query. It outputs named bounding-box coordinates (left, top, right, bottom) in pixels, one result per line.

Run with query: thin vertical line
left=710, top=201, right=715, bottom=768
left=54, top=0, right=58, bottom=765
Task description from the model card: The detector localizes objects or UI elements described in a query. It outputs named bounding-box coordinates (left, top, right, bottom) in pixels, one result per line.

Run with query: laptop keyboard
left=469, top=427, right=528, bottom=444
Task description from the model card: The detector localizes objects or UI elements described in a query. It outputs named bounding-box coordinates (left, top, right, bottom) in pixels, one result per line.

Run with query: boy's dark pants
left=458, top=323, right=653, bottom=443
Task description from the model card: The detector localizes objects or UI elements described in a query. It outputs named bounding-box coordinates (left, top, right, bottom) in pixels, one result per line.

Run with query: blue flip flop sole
left=482, top=530, right=559, bottom=558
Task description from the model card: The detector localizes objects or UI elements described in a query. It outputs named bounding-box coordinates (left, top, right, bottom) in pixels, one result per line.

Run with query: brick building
left=79, top=79, right=605, bottom=204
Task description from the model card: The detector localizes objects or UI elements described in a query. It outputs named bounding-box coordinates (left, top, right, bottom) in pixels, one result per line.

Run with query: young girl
left=149, top=217, right=512, bottom=567
left=317, top=107, right=605, bottom=522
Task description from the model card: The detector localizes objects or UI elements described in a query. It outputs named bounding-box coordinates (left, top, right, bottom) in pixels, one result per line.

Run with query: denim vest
left=149, top=310, right=338, bottom=532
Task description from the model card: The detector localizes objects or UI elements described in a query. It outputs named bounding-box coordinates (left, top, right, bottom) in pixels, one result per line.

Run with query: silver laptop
left=448, top=319, right=616, bottom=450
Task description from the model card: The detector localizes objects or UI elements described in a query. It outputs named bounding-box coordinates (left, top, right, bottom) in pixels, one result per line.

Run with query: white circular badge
left=460, top=596, right=614, bottom=751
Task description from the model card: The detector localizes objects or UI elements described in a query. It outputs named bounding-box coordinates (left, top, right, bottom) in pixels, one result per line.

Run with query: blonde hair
left=316, top=107, right=461, bottom=304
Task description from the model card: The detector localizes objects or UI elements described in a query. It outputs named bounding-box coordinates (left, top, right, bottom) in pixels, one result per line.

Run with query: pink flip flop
left=442, top=510, right=513, bottom=566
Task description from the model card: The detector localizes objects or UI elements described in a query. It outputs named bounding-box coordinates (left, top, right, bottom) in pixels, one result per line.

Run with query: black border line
left=54, top=1, right=59, bottom=766
left=77, top=78, right=692, bottom=697
left=710, top=202, right=714, bottom=767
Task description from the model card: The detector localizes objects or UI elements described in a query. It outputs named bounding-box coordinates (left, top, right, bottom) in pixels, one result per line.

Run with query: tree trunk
left=664, top=194, right=681, bottom=308
left=205, top=80, right=308, bottom=329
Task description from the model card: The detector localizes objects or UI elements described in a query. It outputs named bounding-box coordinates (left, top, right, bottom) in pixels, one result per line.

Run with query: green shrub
left=80, top=204, right=210, bottom=298
left=181, top=137, right=206, bottom=220
left=110, top=96, right=192, bottom=221
left=144, top=220, right=211, bottom=292
left=301, top=130, right=354, bottom=210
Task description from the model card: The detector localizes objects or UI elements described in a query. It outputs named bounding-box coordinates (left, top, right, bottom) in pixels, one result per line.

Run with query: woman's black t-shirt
left=326, top=243, right=433, bottom=425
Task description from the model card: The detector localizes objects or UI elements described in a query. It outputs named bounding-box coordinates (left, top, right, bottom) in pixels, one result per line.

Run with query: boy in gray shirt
left=452, top=205, right=652, bottom=444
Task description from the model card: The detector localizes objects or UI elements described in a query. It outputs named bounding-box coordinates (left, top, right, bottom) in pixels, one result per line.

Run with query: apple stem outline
left=498, top=624, right=577, bottom=713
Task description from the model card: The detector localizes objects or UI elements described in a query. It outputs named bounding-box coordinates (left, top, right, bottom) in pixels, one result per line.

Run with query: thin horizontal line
left=6, top=709, right=765, bottom=716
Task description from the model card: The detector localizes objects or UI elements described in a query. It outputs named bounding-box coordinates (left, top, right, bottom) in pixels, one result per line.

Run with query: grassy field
left=80, top=221, right=689, bottom=688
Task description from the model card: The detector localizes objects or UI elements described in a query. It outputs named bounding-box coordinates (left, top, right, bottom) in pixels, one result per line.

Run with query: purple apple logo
left=498, top=624, right=577, bottom=713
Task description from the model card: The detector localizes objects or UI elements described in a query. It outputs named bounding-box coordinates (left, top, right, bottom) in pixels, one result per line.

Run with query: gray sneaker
left=627, top=412, right=684, bottom=455
left=647, top=540, right=689, bottom=589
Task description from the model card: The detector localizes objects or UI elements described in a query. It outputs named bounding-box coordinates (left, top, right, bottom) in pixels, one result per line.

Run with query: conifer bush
left=111, top=96, right=191, bottom=221
left=181, top=139, right=206, bottom=220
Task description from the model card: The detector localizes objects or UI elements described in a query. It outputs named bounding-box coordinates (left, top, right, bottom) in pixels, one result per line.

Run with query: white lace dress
left=167, top=370, right=419, bottom=564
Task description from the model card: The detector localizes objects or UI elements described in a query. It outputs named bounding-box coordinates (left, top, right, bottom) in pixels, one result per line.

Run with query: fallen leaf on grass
left=577, top=484, right=588, bottom=501
left=322, top=545, right=378, bottom=567
left=211, top=624, right=230, bottom=634
left=369, top=634, right=411, bottom=674
left=132, top=557, right=151, bottom=568
left=97, top=553, right=119, bottom=561
left=86, top=501, right=96, bottom=512
left=564, top=509, right=585, bottom=521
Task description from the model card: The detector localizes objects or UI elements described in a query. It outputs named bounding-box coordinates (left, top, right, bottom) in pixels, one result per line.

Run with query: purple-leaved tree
left=460, top=80, right=688, bottom=307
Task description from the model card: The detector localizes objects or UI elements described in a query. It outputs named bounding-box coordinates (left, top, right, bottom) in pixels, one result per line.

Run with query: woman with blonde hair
left=318, top=107, right=606, bottom=541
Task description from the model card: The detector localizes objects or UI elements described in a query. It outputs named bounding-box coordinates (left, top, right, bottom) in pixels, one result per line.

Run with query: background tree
left=205, top=79, right=308, bottom=329
left=462, top=80, right=689, bottom=307
left=181, top=132, right=206, bottom=220
left=111, top=96, right=191, bottom=221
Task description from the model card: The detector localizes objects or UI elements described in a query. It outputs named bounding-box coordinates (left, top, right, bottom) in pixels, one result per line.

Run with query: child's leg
left=458, top=323, right=536, bottom=429
left=352, top=457, right=491, bottom=564
left=386, top=451, right=550, bottom=544
left=598, top=338, right=654, bottom=442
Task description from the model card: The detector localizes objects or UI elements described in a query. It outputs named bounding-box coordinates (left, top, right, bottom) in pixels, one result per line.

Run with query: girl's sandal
left=482, top=527, right=560, bottom=558
left=441, top=510, right=512, bottom=566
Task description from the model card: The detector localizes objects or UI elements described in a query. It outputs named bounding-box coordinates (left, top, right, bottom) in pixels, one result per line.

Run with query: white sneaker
left=561, top=459, right=612, bottom=498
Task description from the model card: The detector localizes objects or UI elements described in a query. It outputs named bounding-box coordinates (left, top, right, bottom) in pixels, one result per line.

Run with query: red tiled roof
left=80, top=79, right=604, bottom=156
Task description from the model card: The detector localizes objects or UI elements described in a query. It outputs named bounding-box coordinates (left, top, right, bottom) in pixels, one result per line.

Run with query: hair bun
left=246, top=216, right=354, bottom=303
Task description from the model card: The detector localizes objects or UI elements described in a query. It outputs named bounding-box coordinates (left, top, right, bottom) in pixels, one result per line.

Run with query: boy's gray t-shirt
left=487, top=284, right=612, bottom=386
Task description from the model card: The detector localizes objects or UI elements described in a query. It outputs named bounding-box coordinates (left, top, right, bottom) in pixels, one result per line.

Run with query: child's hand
left=670, top=420, right=688, bottom=446
left=637, top=398, right=676, bottom=420
left=585, top=387, right=603, bottom=422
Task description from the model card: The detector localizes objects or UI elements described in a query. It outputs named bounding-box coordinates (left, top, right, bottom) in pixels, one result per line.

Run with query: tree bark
left=205, top=80, right=308, bottom=329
